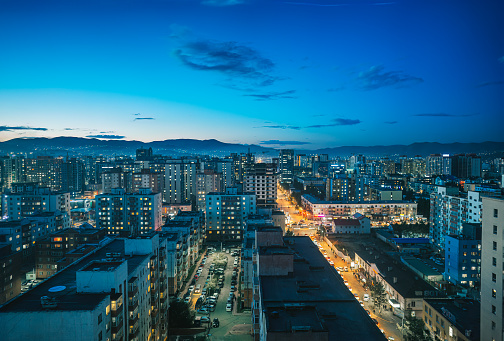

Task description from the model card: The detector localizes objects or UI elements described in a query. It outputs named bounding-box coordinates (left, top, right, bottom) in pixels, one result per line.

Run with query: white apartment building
left=2, top=185, right=70, bottom=221
left=206, top=188, right=256, bottom=242
left=244, top=163, right=277, bottom=209
left=96, top=188, right=162, bottom=237
left=480, top=197, right=504, bottom=341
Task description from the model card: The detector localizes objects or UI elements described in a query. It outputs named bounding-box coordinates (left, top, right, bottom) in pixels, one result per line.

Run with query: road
left=184, top=250, right=252, bottom=340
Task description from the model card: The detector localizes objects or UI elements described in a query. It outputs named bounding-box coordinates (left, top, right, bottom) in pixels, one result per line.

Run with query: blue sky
left=0, top=0, right=503, bottom=149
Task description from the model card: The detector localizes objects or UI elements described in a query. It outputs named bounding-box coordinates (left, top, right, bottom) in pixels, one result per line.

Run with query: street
left=184, top=249, right=252, bottom=340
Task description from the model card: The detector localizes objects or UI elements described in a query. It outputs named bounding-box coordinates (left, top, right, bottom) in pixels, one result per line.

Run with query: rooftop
left=0, top=238, right=148, bottom=312
left=332, top=219, right=361, bottom=226
left=425, top=299, right=480, bottom=341
left=260, top=236, right=386, bottom=341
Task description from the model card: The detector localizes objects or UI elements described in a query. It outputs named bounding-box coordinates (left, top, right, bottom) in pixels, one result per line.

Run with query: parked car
left=363, top=294, right=370, bottom=301
left=212, top=318, right=220, bottom=328
left=201, top=316, right=210, bottom=323
left=226, top=303, right=232, bottom=312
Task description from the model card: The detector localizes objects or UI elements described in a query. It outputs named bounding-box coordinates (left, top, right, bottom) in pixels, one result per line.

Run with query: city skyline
left=1, top=0, right=503, bottom=149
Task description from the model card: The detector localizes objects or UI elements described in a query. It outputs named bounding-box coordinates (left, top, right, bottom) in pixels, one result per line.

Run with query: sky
left=0, top=0, right=503, bottom=150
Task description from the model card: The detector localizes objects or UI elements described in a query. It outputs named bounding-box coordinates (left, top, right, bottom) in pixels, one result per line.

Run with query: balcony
left=128, top=296, right=139, bottom=310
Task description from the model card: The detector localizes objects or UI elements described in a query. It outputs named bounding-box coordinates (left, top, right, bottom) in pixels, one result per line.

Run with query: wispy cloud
left=134, top=117, right=155, bottom=120
left=384, top=121, right=398, bottom=124
left=413, top=113, right=477, bottom=117
left=244, top=90, right=297, bottom=101
left=357, top=65, right=423, bottom=90
left=86, top=134, right=126, bottom=139
left=260, top=125, right=301, bottom=130
left=133, top=113, right=141, bottom=116
left=476, top=81, right=504, bottom=88
left=202, top=0, right=245, bottom=6
left=0, top=125, right=48, bottom=132
left=306, top=118, right=361, bottom=128
left=284, top=2, right=349, bottom=6
left=260, top=140, right=311, bottom=145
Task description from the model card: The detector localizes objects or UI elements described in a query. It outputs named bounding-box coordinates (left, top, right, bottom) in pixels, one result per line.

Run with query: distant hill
left=0, top=137, right=502, bottom=158
left=0, top=137, right=276, bottom=157
left=312, top=141, right=504, bottom=157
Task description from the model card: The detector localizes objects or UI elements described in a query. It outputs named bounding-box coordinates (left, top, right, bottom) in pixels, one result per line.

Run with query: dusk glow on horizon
left=1, top=0, right=503, bottom=149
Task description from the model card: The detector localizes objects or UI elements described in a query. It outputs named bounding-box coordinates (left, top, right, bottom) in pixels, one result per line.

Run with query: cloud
left=202, top=0, right=245, bottom=6
left=284, top=2, right=349, bottom=7
left=384, top=121, right=398, bottom=124
left=260, top=125, right=301, bottom=130
left=134, top=117, right=155, bottom=120
left=357, top=65, right=423, bottom=90
left=413, top=113, right=476, bottom=117
left=327, top=86, right=345, bottom=92
left=86, top=134, right=125, bottom=139
left=259, top=140, right=311, bottom=145
left=244, top=90, right=297, bottom=101
left=476, top=81, right=504, bottom=88
left=133, top=113, right=141, bottom=116
left=0, top=125, right=48, bottom=132
left=174, top=36, right=278, bottom=87
left=306, top=118, right=361, bottom=128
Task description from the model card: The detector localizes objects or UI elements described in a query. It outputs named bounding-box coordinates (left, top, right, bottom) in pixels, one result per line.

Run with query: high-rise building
left=1, top=183, right=70, bottom=221
left=444, top=223, right=481, bottom=287
left=278, top=149, right=294, bottom=184
left=96, top=188, right=162, bottom=237
left=101, top=167, right=132, bottom=194
left=244, top=163, right=277, bottom=209
left=451, top=154, right=482, bottom=178
left=164, top=159, right=198, bottom=204
left=426, top=154, right=452, bottom=176
left=61, top=158, right=86, bottom=194
left=430, top=188, right=482, bottom=249
left=480, top=197, right=504, bottom=341
left=206, top=187, right=256, bottom=242
left=196, top=169, right=221, bottom=211
left=132, top=168, right=162, bottom=194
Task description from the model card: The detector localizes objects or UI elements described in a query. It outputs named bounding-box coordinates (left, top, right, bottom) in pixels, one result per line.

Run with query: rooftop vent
left=40, top=296, right=57, bottom=309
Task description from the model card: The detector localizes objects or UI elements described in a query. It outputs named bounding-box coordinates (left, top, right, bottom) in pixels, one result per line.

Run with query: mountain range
left=0, top=137, right=502, bottom=158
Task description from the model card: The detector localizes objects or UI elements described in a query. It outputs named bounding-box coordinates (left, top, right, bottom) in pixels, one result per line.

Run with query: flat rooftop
left=425, top=299, right=480, bottom=340
left=0, top=239, right=149, bottom=312
left=260, top=236, right=386, bottom=341
left=402, top=256, right=443, bottom=277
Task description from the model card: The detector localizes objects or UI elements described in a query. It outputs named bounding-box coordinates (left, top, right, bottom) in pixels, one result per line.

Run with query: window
left=494, top=209, right=499, bottom=218
left=492, top=289, right=497, bottom=298
left=98, top=313, right=103, bottom=324
left=492, top=273, right=496, bottom=282
left=494, top=225, right=498, bottom=235
left=493, top=257, right=497, bottom=266
left=493, top=242, right=497, bottom=251
left=492, top=305, right=496, bottom=314
left=492, top=321, right=496, bottom=330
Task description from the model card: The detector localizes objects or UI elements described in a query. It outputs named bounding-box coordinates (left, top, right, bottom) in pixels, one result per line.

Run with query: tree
left=404, top=314, right=434, bottom=341
left=285, top=229, right=295, bottom=237
left=370, top=281, right=387, bottom=314
left=168, top=301, right=195, bottom=328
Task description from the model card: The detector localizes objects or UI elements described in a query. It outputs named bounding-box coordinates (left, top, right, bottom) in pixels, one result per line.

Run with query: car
left=226, top=303, right=232, bottom=312
left=231, top=280, right=237, bottom=286
left=230, top=285, right=236, bottom=292
left=344, top=267, right=349, bottom=272
left=348, top=286, right=352, bottom=292
left=372, top=318, right=379, bottom=326
left=353, top=293, right=359, bottom=299
left=387, top=337, right=395, bottom=341
left=365, top=309, right=371, bottom=315
left=184, top=296, right=191, bottom=304
left=188, top=285, right=194, bottom=292
left=201, top=316, right=210, bottom=323
left=329, top=260, right=334, bottom=265
left=198, top=307, right=210, bottom=314
left=358, top=300, right=364, bottom=307
left=343, top=280, right=349, bottom=286
left=212, top=318, right=220, bottom=328
left=363, top=294, right=370, bottom=301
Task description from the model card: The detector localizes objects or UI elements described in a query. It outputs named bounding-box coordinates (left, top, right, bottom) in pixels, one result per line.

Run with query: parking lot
left=182, top=247, right=252, bottom=340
